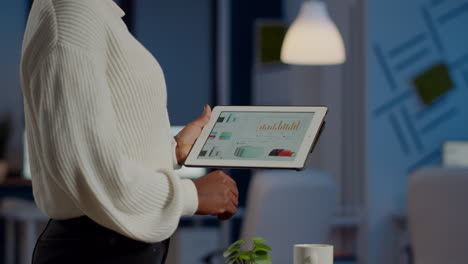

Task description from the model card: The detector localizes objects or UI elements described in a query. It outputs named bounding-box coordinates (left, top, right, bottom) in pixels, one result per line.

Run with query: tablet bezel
left=183, top=106, right=328, bottom=170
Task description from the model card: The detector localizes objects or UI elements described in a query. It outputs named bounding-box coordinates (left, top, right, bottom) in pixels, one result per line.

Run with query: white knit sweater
left=20, top=0, right=199, bottom=243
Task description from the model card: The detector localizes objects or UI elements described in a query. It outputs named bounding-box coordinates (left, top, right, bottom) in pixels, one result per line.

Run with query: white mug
left=294, top=244, right=333, bottom=264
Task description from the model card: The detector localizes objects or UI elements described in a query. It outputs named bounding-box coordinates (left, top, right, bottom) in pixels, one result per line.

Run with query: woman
left=20, top=0, right=239, bottom=263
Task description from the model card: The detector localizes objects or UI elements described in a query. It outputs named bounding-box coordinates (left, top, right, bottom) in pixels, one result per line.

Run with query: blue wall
left=133, top=0, right=214, bottom=126
left=0, top=0, right=28, bottom=169
left=367, top=0, right=468, bottom=263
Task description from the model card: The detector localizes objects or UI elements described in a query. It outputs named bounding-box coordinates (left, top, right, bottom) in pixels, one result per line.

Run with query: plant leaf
left=254, top=250, right=268, bottom=255
left=224, top=239, right=245, bottom=257
left=226, top=255, right=238, bottom=263
left=227, top=254, right=239, bottom=261
left=239, top=255, right=251, bottom=260
left=227, top=240, right=243, bottom=250
left=253, top=252, right=272, bottom=264
left=253, top=243, right=272, bottom=252
left=229, top=239, right=245, bottom=248
left=239, top=251, right=252, bottom=259
left=224, top=237, right=273, bottom=264
left=251, top=237, right=266, bottom=243
left=223, top=248, right=240, bottom=258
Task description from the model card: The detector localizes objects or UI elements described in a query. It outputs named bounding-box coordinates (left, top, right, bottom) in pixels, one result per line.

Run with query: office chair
left=408, top=167, right=468, bottom=264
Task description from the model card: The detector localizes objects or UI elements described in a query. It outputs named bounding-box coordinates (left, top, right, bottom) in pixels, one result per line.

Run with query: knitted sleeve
left=29, top=43, right=198, bottom=243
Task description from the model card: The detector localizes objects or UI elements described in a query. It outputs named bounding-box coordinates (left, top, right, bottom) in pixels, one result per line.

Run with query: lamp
left=281, top=0, right=346, bottom=65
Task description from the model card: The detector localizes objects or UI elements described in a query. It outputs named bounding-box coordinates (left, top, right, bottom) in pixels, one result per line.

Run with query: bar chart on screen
left=258, top=119, right=302, bottom=130
left=257, top=118, right=304, bottom=137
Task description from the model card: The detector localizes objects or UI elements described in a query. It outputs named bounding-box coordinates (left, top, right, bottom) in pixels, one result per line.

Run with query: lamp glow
left=281, top=0, right=346, bottom=65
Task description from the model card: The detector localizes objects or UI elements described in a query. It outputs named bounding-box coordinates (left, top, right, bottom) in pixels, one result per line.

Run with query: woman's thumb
left=195, top=105, right=211, bottom=126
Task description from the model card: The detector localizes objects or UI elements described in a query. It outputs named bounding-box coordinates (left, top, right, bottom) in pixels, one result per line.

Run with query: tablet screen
left=197, top=111, right=314, bottom=161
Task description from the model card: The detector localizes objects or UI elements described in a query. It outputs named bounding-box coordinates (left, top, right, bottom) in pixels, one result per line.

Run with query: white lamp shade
left=281, top=0, right=346, bottom=65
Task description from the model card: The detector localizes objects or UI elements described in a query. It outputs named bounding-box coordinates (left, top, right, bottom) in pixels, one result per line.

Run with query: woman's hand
left=192, top=170, right=239, bottom=220
left=174, top=104, right=212, bottom=164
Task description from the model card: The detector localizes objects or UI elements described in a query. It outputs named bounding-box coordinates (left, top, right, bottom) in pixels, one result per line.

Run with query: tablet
left=184, top=106, right=327, bottom=170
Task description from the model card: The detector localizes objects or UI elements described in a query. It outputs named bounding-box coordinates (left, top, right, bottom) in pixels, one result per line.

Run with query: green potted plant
left=223, top=237, right=272, bottom=264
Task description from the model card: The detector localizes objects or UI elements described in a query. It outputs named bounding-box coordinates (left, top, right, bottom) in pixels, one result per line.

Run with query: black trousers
left=32, top=216, right=171, bottom=264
